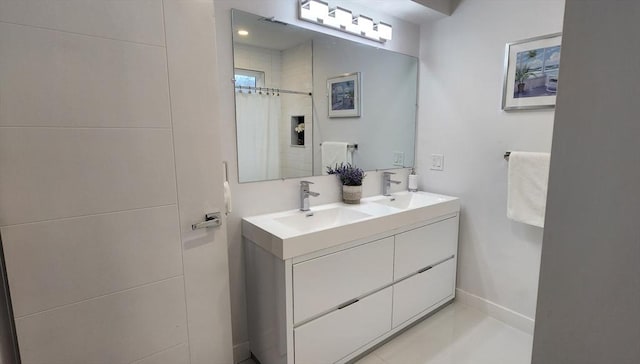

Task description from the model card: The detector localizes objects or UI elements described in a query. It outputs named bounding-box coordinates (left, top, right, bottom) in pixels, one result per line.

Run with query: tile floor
left=240, top=301, right=533, bottom=364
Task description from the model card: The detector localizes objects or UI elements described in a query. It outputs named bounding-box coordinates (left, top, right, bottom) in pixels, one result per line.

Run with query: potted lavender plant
left=326, top=163, right=366, bottom=204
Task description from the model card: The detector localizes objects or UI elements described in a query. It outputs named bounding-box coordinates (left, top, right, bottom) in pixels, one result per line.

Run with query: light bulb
left=377, top=22, right=392, bottom=41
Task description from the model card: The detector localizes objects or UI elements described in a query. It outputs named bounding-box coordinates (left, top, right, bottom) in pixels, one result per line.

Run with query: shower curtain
left=235, top=93, right=281, bottom=182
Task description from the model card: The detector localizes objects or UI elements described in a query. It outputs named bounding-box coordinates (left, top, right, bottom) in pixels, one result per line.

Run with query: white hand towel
left=321, top=142, right=352, bottom=174
left=507, top=151, right=550, bottom=228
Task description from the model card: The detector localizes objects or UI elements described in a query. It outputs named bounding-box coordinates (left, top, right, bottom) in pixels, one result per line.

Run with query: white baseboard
left=455, top=288, right=535, bottom=335
left=233, top=341, right=251, bottom=364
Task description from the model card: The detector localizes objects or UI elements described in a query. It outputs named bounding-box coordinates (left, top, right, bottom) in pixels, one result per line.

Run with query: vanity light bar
left=299, top=0, right=392, bottom=43
left=300, top=0, right=329, bottom=22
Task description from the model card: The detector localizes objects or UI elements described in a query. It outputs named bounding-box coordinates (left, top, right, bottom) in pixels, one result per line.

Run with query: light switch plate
left=430, top=154, right=444, bottom=171
left=393, top=151, right=405, bottom=166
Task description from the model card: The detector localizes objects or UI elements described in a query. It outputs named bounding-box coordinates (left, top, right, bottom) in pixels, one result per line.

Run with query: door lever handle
left=191, top=212, right=222, bottom=230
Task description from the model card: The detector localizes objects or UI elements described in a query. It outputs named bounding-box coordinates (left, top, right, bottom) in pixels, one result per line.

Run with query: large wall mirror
left=232, top=9, right=418, bottom=183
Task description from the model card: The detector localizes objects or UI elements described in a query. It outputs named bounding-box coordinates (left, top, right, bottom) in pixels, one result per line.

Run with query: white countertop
left=242, top=191, right=460, bottom=260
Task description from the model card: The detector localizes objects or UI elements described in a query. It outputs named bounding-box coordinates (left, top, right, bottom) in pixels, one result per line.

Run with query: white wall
left=0, top=3, right=183, bottom=362
left=312, top=36, right=418, bottom=174
left=213, top=1, right=419, bottom=360
left=416, top=0, right=564, bottom=329
left=0, top=0, right=233, bottom=363
left=533, top=1, right=640, bottom=362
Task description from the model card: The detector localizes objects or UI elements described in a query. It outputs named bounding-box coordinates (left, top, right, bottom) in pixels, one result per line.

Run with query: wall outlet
left=393, top=151, right=405, bottom=166
left=430, top=154, right=444, bottom=171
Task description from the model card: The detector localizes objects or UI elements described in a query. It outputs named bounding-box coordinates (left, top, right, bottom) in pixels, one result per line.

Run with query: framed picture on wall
left=327, top=72, right=361, bottom=117
left=502, top=33, right=562, bottom=111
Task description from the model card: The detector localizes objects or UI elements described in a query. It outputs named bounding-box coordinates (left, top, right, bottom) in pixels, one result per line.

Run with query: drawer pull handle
left=417, top=266, right=433, bottom=274
left=337, top=299, right=359, bottom=310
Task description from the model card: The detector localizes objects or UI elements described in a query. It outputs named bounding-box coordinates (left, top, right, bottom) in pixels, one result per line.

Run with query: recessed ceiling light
left=238, top=29, right=249, bottom=36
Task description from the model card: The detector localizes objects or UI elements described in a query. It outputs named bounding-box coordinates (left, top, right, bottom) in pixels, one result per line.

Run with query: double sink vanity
left=232, top=8, right=457, bottom=363
left=242, top=189, right=460, bottom=364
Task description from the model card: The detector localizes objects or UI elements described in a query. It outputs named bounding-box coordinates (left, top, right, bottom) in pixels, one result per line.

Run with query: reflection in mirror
left=232, top=9, right=418, bottom=183
left=233, top=10, right=314, bottom=182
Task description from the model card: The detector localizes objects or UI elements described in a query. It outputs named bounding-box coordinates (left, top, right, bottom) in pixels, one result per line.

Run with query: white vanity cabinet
left=292, top=236, right=394, bottom=325
left=294, top=287, right=393, bottom=364
left=244, top=212, right=459, bottom=364
left=392, top=258, right=456, bottom=328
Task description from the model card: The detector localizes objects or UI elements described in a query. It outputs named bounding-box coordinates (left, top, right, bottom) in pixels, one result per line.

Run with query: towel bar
left=320, top=143, right=358, bottom=150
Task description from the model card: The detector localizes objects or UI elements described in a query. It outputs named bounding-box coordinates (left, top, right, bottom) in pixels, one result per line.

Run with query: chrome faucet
left=383, top=172, right=401, bottom=196
left=300, top=181, right=320, bottom=211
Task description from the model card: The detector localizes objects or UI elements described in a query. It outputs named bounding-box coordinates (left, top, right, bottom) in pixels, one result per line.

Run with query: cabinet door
left=293, top=236, right=394, bottom=324
left=294, top=287, right=392, bottom=364
left=392, top=258, right=456, bottom=328
left=394, top=216, right=458, bottom=279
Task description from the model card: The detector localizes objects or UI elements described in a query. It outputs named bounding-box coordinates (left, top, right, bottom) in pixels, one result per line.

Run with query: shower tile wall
left=281, top=40, right=313, bottom=178
left=233, top=43, right=282, bottom=89
left=233, top=42, right=313, bottom=179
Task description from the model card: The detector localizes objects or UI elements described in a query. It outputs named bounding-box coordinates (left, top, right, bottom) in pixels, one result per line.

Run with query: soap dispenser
left=408, top=168, right=418, bottom=192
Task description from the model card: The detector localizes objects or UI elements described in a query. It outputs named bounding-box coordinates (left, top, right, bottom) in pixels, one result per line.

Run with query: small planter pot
left=342, top=185, right=362, bottom=204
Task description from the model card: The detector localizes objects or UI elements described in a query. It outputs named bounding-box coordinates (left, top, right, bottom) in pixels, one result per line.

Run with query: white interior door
left=0, top=1, right=233, bottom=363
left=164, top=1, right=234, bottom=363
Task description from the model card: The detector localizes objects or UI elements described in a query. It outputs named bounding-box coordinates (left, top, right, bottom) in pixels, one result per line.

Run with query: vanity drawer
left=293, top=236, right=394, bottom=324
left=394, top=216, right=458, bottom=279
left=294, top=286, right=392, bottom=364
left=392, top=258, right=456, bottom=328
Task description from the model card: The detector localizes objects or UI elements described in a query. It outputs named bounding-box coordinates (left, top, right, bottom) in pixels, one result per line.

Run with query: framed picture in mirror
left=328, top=72, right=361, bottom=117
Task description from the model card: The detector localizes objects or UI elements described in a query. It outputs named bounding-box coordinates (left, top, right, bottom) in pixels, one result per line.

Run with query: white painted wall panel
left=0, top=0, right=165, bottom=45
left=0, top=128, right=177, bottom=225
left=0, top=5, right=191, bottom=356
left=15, top=277, right=188, bottom=364
left=132, top=344, right=190, bottom=364
left=2, top=206, right=182, bottom=317
left=0, top=22, right=170, bottom=127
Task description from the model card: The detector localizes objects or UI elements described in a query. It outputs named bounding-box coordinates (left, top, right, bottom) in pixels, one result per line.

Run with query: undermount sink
left=371, top=191, right=451, bottom=210
left=275, top=207, right=373, bottom=233
left=242, top=190, right=460, bottom=260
